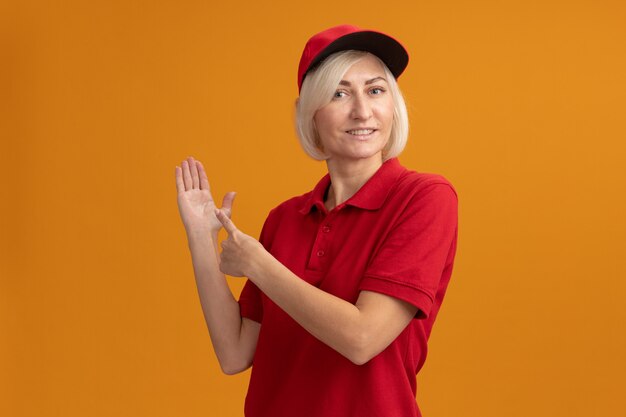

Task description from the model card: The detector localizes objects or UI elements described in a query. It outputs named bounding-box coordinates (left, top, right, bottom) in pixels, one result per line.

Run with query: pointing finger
left=214, top=208, right=238, bottom=235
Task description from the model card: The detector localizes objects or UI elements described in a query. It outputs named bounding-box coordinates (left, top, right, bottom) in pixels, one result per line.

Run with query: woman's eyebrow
left=365, top=76, right=387, bottom=85
left=338, top=76, right=388, bottom=86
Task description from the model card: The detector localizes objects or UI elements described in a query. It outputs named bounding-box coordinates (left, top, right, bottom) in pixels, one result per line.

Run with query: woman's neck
left=324, top=156, right=384, bottom=211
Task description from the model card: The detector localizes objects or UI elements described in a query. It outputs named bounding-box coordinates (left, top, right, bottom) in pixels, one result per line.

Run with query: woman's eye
left=370, top=87, right=385, bottom=95
left=333, top=91, right=347, bottom=98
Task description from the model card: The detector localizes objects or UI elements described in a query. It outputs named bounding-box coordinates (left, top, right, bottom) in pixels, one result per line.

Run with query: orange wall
left=1, top=1, right=625, bottom=416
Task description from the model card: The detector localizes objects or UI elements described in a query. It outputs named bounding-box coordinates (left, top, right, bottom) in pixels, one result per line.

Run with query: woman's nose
left=350, top=95, right=373, bottom=120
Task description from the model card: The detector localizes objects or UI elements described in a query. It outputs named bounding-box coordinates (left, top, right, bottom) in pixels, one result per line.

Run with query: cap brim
left=305, top=31, right=409, bottom=81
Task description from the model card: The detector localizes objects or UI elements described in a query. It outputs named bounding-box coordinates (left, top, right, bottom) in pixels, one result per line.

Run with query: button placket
left=308, top=216, right=334, bottom=270
left=318, top=218, right=333, bottom=259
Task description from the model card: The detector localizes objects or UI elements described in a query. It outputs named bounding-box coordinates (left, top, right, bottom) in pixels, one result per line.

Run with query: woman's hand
left=175, top=156, right=235, bottom=234
left=214, top=209, right=266, bottom=278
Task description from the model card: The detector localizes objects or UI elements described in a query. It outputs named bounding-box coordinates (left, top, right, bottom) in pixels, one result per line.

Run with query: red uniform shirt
left=238, top=157, right=458, bottom=417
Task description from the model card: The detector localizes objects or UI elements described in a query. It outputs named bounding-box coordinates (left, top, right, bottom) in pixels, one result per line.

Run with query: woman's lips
left=345, top=128, right=377, bottom=139
left=347, top=129, right=374, bottom=135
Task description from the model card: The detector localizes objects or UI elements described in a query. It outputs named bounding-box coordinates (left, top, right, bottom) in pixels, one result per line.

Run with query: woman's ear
left=294, top=97, right=300, bottom=109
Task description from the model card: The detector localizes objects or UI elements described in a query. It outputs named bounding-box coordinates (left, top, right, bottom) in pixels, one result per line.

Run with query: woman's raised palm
left=175, top=156, right=235, bottom=233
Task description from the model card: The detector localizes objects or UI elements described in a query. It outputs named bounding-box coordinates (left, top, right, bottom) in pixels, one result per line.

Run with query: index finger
left=214, top=208, right=238, bottom=235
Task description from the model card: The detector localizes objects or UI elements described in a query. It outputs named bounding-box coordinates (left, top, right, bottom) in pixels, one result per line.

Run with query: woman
left=175, top=25, right=458, bottom=417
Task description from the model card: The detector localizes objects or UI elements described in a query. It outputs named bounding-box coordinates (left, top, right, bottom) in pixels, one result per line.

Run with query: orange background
left=1, top=1, right=625, bottom=416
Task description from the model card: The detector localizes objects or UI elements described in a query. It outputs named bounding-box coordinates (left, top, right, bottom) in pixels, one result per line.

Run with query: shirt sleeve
left=237, top=208, right=276, bottom=324
left=359, top=182, right=458, bottom=320
left=239, top=279, right=263, bottom=323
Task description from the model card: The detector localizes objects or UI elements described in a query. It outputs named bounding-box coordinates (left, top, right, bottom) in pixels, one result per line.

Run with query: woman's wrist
left=245, top=244, right=272, bottom=285
left=186, top=225, right=219, bottom=243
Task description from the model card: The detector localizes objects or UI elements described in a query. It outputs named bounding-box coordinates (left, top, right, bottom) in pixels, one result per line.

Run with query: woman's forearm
left=186, top=228, right=248, bottom=373
left=247, top=250, right=365, bottom=364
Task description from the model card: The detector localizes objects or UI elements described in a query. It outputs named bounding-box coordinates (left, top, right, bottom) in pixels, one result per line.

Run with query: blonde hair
left=295, top=50, right=409, bottom=161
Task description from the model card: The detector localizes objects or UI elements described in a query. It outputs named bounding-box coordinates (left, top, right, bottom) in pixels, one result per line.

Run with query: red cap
left=297, top=24, right=409, bottom=92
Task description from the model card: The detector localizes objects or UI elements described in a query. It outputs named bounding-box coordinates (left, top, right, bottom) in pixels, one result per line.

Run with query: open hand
left=175, top=156, right=235, bottom=234
left=214, top=208, right=265, bottom=277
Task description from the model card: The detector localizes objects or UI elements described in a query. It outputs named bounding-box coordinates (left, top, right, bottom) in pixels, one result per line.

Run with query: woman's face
left=313, top=54, right=394, bottom=165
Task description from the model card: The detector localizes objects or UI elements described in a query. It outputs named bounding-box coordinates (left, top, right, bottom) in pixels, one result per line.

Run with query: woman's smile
left=345, top=128, right=377, bottom=139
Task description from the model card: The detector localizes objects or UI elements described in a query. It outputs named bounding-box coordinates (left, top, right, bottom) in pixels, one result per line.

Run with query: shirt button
left=322, top=225, right=331, bottom=233
left=317, top=250, right=325, bottom=257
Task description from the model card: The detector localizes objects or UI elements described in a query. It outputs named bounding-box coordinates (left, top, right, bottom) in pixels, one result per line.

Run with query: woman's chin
left=327, top=150, right=384, bottom=165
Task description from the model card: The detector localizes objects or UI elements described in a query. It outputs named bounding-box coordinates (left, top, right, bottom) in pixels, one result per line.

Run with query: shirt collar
left=298, top=157, right=406, bottom=215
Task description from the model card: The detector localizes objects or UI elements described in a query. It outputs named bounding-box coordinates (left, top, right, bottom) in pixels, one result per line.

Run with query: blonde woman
left=175, top=25, right=458, bottom=417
